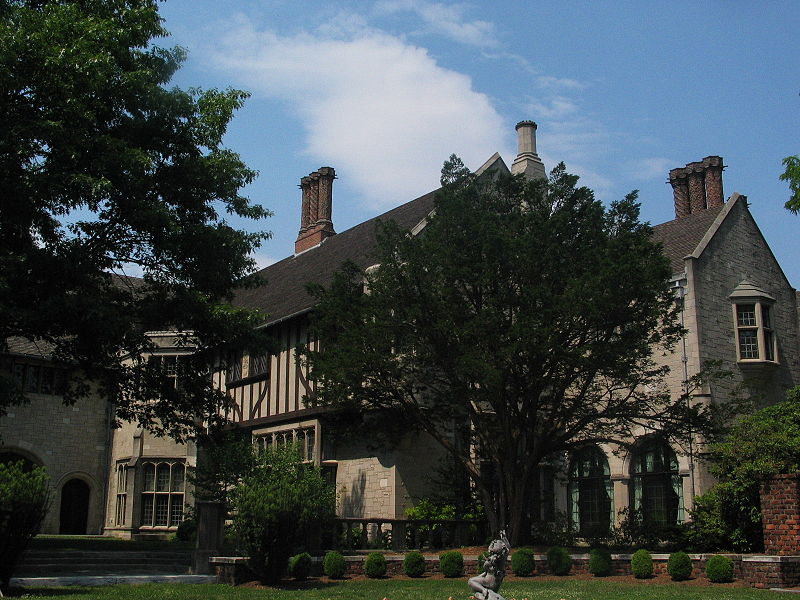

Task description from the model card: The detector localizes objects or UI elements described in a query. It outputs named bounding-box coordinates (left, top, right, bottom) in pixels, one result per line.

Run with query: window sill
left=737, top=359, right=780, bottom=370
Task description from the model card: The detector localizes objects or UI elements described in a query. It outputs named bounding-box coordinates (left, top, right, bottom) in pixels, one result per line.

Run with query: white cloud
left=251, top=252, right=279, bottom=270
left=626, top=157, right=675, bottom=181
left=536, top=75, right=586, bottom=90
left=374, top=0, right=497, bottom=47
left=208, top=16, right=511, bottom=208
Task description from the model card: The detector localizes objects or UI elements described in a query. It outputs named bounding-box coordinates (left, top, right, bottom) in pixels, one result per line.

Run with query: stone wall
left=0, top=367, right=111, bottom=534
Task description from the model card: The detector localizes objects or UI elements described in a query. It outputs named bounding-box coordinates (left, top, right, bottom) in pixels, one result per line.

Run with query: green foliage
left=305, top=158, right=702, bottom=544
left=546, top=546, right=572, bottom=576
left=511, top=548, right=536, bottom=576
left=781, top=155, right=800, bottom=213
left=667, top=551, right=693, bottom=581
left=289, top=553, right=313, bottom=580
left=0, top=0, right=272, bottom=436
left=688, top=387, right=800, bottom=552
left=705, top=555, right=734, bottom=583
left=439, top=550, right=464, bottom=578
left=631, top=549, right=654, bottom=579
left=589, top=547, right=613, bottom=577
left=232, top=445, right=334, bottom=584
left=531, top=511, right=577, bottom=548
left=191, top=431, right=258, bottom=508
left=175, top=515, right=197, bottom=542
left=403, top=551, right=426, bottom=577
left=364, top=552, right=387, bottom=578
left=323, top=551, right=346, bottom=579
left=604, top=507, right=686, bottom=551
left=0, top=461, right=51, bottom=590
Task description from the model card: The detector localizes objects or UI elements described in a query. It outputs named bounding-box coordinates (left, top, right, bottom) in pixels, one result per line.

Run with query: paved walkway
left=10, top=574, right=216, bottom=587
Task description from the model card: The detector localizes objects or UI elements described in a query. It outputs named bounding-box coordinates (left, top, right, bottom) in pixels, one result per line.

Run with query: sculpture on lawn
left=468, top=529, right=511, bottom=600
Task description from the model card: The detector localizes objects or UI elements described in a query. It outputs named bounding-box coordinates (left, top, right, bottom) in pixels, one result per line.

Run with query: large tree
left=305, top=159, right=710, bottom=544
left=0, top=0, right=271, bottom=438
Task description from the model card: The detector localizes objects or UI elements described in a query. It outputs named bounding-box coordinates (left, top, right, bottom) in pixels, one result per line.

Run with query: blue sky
left=156, top=0, right=800, bottom=284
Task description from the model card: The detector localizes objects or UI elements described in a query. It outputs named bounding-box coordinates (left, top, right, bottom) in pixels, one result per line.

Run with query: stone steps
left=16, top=549, right=193, bottom=577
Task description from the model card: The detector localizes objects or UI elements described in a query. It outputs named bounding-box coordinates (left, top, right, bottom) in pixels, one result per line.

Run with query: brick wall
left=760, top=473, right=800, bottom=555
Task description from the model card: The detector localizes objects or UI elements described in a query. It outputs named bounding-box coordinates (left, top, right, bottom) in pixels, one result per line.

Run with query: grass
left=5, top=579, right=775, bottom=600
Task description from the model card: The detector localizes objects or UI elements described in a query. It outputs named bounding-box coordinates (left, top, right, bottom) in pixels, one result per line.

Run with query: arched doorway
left=59, top=478, right=90, bottom=534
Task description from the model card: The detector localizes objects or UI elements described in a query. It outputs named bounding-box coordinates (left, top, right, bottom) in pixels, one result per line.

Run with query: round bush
left=705, top=554, right=734, bottom=583
left=667, top=551, right=693, bottom=581
left=511, top=549, right=535, bottom=577
left=546, top=546, right=572, bottom=576
left=631, top=549, right=653, bottom=579
left=439, top=550, right=464, bottom=578
left=403, top=551, right=426, bottom=578
left=289, top=552, right=312, bottom=580
left=588, top=547, right=612, bottom=577
left=323, top=551, right=346, bottom=578
left=175, top=516, right=196, bottom=542
left=364, top=552, right=387, bottom=578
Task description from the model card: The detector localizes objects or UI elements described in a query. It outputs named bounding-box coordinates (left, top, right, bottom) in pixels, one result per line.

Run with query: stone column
left=192, top=501, right=225, bottom=574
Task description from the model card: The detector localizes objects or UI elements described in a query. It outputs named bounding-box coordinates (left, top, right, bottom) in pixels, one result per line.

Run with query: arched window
left=631, top=438, right=683, bottom=526
left=568, top=446, right=613, bottom=537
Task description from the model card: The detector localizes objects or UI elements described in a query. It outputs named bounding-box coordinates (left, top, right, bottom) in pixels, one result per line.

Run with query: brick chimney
left=296, top=167, right=336, bottom=254
left=668, top=156, right=725, bottom=219
left=510, top=120, right=546, bottom=180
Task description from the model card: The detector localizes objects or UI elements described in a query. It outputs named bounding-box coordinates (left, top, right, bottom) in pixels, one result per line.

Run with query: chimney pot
left=511, top=120, right=546, bottom=180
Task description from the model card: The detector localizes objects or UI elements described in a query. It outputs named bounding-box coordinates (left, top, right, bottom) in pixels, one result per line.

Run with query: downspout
left=672, top=275, right=696, bottom=506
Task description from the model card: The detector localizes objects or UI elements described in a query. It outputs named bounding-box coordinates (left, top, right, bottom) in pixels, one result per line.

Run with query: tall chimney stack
left=295, top=167, right=336, bottom=254
left=510, top=120, right=546, bottom=180
left=667, top=156, right=725, bottom=219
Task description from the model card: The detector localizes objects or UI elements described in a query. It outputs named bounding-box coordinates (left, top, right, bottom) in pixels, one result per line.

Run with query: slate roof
left=233, top=190, right=437, bottom=325
left=235, top=183, right=730, bottom=327
left=651, top=204, right=725, bottom=276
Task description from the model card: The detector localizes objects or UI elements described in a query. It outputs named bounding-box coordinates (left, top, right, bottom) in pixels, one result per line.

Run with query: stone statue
left=468, top=530, right=511, bottom=600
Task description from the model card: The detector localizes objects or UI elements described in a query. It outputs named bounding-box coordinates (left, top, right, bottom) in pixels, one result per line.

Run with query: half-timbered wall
left=218, top=316, right=319, bottom=424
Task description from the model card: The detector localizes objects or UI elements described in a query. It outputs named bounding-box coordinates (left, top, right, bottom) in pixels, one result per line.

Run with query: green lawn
left=6, top=579, right=775, bottom=600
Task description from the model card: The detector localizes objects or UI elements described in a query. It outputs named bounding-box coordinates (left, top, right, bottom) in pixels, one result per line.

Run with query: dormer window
left=729, top=281, right=777, bottom=363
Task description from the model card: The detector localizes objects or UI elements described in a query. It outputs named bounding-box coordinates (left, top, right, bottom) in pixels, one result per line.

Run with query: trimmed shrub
left=705, top=554, right=734, bottom=583
left=403, top=551, right=426, bottom=578
left=588, top=547, right=612, bottom=577
left=546, top=546, right=572, bottom=576
left=631, top=549, right=653, bottom=579
left=364, top=552, right=387, bottom=578
left=667, top=551, right=693, bottom=581
left=289, top=552, right=312, bottom=580
left=323, top=551, right=346, bottom=578
left=439, top=550, right=464, bottom=578
left=511, top=548, right=536, bottom=577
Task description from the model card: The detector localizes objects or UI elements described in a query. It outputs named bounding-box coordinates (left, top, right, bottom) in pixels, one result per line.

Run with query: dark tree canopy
left=305, top=159, right=710, bottom=543
left=0, top=0, right=272, bottom=438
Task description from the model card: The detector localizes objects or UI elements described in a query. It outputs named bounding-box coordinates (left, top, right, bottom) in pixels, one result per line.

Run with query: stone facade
left=0, top=359, right=111, bottom=534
